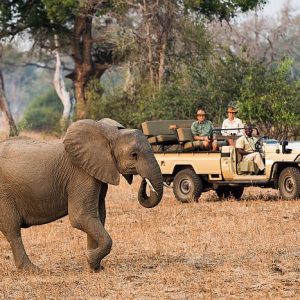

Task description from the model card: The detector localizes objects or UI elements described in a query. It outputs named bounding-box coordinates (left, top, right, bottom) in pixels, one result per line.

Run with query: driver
left=236, top=124, right=265, bottom=173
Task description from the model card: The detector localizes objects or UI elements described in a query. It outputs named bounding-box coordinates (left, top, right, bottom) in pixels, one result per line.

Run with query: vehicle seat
left=176, top=127, right=208, bottom=150
left=141, top=120, right=194, bottom=148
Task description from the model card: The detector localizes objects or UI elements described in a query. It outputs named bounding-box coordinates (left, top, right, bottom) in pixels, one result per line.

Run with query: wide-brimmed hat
left=226, top=106, right=238, bottom=113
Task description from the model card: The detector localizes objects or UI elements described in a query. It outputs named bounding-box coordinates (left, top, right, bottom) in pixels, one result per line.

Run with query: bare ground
left=0, top=178, right=299, bottom=299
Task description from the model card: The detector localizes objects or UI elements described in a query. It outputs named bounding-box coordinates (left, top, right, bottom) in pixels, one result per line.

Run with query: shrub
left=20, top=89, right=63, bottom=132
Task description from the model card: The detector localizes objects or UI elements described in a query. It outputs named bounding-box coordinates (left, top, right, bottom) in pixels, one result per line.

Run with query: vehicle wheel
left=230, top=186, right=244, bottom=200
left=278, top=167, right=300, bottom=200
left=216, top=186, right=244, bottom=200
left=215, top=186, right=231, bottom=199
left=173, top=169, right=203, bottom=203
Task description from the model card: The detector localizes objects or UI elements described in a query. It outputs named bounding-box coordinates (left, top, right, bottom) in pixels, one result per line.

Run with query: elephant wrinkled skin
left=0, top=119, right=163, bottom=272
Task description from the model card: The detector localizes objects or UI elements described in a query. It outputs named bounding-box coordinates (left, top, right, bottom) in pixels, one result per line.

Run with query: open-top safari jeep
left=141, top=120, right=300, bottom=202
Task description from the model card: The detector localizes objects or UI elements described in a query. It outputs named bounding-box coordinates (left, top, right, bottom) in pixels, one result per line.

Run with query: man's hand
left=237, top=148, right=252, bottom=156
left=195, top=135, right=210, bottom=142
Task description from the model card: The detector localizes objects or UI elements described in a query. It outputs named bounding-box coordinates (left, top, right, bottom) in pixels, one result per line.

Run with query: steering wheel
left=255, top=136, right=269, bottom=152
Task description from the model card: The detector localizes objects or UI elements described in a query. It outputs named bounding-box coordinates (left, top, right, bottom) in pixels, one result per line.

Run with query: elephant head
left=63, top=119, right=163, bottom=208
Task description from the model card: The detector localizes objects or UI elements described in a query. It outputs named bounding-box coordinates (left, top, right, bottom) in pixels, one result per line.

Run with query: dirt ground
left=0, top=177, right=299, bottom=299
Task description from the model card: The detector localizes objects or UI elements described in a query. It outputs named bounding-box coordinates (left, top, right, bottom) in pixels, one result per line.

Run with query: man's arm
left=236, top=136, right=252, bottom=156
left=237, top=148, right=252, bottom=156
left=202, top=121, right=213, bottom=140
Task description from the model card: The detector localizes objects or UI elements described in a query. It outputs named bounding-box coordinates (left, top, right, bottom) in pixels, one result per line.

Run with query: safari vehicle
left=141, top=120, right=300, bottom=202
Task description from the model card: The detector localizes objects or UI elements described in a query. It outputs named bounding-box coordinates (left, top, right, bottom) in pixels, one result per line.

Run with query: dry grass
left=0, top=132, right=299, bottom=299
left=0, top=179, right=299, bottom=299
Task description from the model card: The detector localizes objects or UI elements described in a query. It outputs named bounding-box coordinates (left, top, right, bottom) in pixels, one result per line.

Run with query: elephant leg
left=0, top=197, right=39, bottom=272
left=74, top=215, right=112, bottom=271
left=86, top=184, right=108, bottom=263
left=6, top=230, right=40, bottom=272
left=69, top=185, right=112, bottom=271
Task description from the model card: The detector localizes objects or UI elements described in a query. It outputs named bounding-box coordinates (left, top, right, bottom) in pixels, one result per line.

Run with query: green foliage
left=86, top=46, right=300, bottom=140
left=20, top=89, right=63, bottom=132
left=183, top=0, right=267, bottom=19
left=238, top=59, right=300, bottom=139
left=85, top=77, right=194, bottom=128
left=42, top=0, right=78, bottom=23
left=0, top=1, right=51, bottom=38
left=4, top=0, right=299, bottom=141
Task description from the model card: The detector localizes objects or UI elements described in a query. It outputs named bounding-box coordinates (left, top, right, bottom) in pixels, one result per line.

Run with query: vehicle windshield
left=264, top=139, right=278, bottom=144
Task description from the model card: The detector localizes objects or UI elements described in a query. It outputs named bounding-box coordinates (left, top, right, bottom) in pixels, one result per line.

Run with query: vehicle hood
left=287, top=141, right=300, bottom=153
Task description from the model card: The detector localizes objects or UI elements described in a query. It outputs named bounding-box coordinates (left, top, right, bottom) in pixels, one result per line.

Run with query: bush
left=85, top=77, right=200, bottom=128
left=238, top=59, right=300, bottom=139
left=20, top=89, right=63, bottom=132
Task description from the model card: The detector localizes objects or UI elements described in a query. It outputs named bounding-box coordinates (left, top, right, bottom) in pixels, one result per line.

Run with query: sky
left=261, top=0, right=299, bottom=16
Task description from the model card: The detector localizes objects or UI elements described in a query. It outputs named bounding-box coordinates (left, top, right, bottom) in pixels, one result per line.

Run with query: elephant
left=0, top=118, right=163, bottom=272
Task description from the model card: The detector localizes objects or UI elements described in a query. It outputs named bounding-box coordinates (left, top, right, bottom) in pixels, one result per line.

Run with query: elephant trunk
left=137, top=156, right=164, bottom=208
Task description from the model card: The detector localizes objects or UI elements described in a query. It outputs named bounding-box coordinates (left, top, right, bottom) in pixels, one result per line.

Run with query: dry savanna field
left=0, top=133, right=299, bottom=299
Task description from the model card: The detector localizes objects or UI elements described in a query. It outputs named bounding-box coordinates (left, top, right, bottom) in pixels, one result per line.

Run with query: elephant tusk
left=145, top=178, right=158, bottom=195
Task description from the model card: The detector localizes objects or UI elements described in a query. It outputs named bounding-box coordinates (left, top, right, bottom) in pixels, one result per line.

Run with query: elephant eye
left=131, top=152, right=138, bottom=159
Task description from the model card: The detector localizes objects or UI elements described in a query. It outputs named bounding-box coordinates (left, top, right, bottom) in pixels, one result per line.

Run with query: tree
left=238, top=59, right=300, bottom=139
left=0, top=45, right=18, bottom=136
left=0, top=0, right=119, bottom=119
left=53, top=37, right=74, bottom=132
left=209, top=1, right=300, bottom=68
left=183, top=0, right=267, bottom=20
left=20, top=88, right=63, bottom=132
left=120, top=0, right=267, bottom=88
left=0, top=0, right=267, bottom=122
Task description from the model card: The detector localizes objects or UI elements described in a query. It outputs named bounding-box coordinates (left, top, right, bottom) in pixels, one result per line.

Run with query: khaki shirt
left=191, top=120, right=213, bottom=137
left=236, top=135, right=258, bottom=152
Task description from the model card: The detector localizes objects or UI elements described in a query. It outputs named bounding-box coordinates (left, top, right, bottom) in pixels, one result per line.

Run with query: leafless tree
left=209, top=0, right=300, bottom=66
left=0, top=45, right=18, bottom=137
left=53, top=37, right=75, bottom=132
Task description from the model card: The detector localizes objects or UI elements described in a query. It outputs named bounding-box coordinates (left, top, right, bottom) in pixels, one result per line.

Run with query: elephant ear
left=63, top=119, right=120, bottom=185
left=98, top=118, right=125, bottom=129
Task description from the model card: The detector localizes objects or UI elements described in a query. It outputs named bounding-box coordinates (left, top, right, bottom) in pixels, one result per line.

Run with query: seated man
left=236, top=124, right=265, bottom=173
left=221, top=105, right=244, bottom=146
left=191, top=108, right=218, bottom=151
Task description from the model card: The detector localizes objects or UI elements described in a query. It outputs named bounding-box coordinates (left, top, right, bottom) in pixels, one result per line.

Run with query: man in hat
left=191, top=108, right=218, bottom=151
left=221, top=105, right=244, bottom=146
left=236, top=124, right=265, bottom=173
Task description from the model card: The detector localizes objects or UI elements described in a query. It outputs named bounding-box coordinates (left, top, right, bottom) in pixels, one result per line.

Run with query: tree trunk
left=67, top=14, right=94, bottom=120
left=67, top=13, right=110, bottom=120
left=0, top=45, right=18, bottom=137
left=123, top=63, right=134, bottom=95
left=158, top=34, right=167, bottom=90
left=53, top=40, right=74, bottom=132
left=143, top=0, right=155, bottom=85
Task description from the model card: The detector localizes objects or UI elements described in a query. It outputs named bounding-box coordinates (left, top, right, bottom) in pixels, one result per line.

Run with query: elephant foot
left=87, top=249, right=101, bottom=271
left=88, top=263, right=104, bottom=273
left=18, top=262, right=41, bottom=274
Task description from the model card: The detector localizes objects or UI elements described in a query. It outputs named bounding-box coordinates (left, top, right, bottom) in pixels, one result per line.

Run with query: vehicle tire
left=230, top=186, right=244, bottom=200
left=173, top=169, right=203, bottom=203
left=216, top=186, right=244, bottom=200
left=215, top=186, right=231, bottom=199
left=278, top=167, right=300, bottom=200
